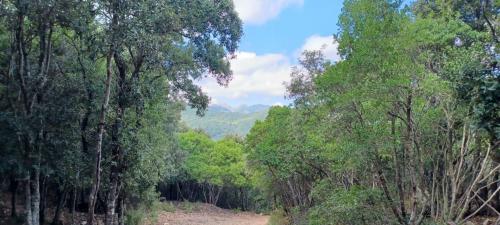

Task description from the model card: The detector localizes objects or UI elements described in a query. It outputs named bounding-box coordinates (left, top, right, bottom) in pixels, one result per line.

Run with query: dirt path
left=156, top=202, right=269, bottom=225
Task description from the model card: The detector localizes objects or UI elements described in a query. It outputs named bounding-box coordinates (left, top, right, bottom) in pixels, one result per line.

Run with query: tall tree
left=84, top=1, right=242, bottom=224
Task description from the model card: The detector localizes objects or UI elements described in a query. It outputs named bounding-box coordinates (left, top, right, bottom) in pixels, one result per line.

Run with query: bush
left=125, top=208, right=146, bottom=225
left=125, top=200, right=172, bottom=225
left=308, top=182, right=395, bottom=225
left=268, top=210, right=290, bottom=225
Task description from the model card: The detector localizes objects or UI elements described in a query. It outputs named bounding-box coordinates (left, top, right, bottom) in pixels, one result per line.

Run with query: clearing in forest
left=156, top=202, right=269, bottom=225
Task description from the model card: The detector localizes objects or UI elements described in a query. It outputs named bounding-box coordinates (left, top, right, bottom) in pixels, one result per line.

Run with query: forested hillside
left=0, top=1, right=499, bottom=225
left=181, top=104, right=269, bottom=139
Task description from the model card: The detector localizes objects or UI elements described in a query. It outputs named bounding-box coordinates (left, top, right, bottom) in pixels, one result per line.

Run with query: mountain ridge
left=181, top=104, right=270, bottom=139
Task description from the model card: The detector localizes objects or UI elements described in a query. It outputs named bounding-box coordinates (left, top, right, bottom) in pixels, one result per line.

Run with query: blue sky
left=201, top=0, right=411, bottom=107
left=239, top=1, right=342, bottom=55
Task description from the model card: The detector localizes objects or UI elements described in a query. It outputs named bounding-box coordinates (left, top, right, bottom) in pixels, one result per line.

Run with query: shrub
left=268, top=210, right=290, bottom=225
left=158, top=202, right=176, bottom=213
left=125, top=208, right=146, bottom=225
left=125, top=200, right=172, bottom=225
left=308, top=183, right=395, bottom=225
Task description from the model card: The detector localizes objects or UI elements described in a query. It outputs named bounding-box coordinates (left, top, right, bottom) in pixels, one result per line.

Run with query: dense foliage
left=0, top=1, right=498, bottom=225
left=0, top=0, right=241, bottom=225
left=246, top=0, right=499, bottom=225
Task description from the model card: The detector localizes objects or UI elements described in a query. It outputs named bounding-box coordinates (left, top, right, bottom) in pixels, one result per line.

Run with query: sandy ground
left=156, top=203, right=269, bottom=225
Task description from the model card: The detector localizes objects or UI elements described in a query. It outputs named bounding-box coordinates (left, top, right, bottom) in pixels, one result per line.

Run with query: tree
left=0, top=1, right=97, bottom=225
left=0, top=1, right=242, bottom=225
left=82, top=1, right=242, bottom=224
left=247, top=1, right=499, bottom=225
left=186, top=137, right=247, bottom=205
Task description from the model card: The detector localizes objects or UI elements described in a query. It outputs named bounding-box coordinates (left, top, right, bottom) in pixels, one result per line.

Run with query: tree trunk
left=71, top=187, right=77, bottom=225
left=88, top=42, right=114, bottom=225
left=105, top=182, right=119, bottom=225
left=39, top=176, right=48, bottom=225
left=25, top=174, right=33, bottom=225
left=10, top=175, right=18, bottom=217
left=488, top=169, right=500, bottom=215
left=391, top=117, right=407, bottom=221
left=176, top=182, right=184, bottom=201
left=376, top=162, right=406, bottom=225
left=117, top=197, right=125, bottom=225
left=51, top=186, right=68, bottom=225
left=31, top=159, right=41, bottom=225
left=214, top=186, right=223, bottom=206
left=105, top=51, right=128, bottom=225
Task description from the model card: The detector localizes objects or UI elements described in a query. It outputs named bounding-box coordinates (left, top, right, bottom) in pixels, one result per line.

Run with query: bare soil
left=156, top=202, right=269, bottom=225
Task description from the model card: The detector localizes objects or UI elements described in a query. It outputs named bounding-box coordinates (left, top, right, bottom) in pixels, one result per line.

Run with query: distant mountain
left=234, top=104, right=270, bottom=114
left=181, top=104, right=270, bottom=140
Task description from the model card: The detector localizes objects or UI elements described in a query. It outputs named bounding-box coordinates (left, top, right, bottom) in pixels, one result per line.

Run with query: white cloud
left=233, top=0, right=303, bottom=25
left=200, top=35, right=340, bottom=106
left=200, top=51, right=292, bottom=100
left=297, top=35, right=340, bottom=62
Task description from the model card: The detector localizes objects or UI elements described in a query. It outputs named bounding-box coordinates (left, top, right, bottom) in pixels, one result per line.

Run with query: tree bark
left=105, top=182, right=119, bottom=225
left=25, top=174, right=33, bottom=225
left=51, top=186, right=68, bottom=225
left=31, top=156, right=41, bottom=225
left=117, top=197, right=125, bottom=225
left=39, top=175, right=48, bottom=225
left=391, top=117, right=407, bottom=221
left=88, top=40, right=115, bottom=225
left=10, top=175, right=17, bottom=217
left=105, top=51, right=127, bottom=225
left=71, top=187, right=77, bottom=225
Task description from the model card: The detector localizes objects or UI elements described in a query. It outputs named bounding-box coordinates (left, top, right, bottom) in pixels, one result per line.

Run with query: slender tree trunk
left=51, top=186, right=68, bottom=225
left=10, top=175, right=18, bottom=217
left=202, top=184, right=208, bottom=203
left=117, top=197, right=125, bottom=225
left=71, top=186, right=77, bottom=225
left=25, top=174, right=33, bottom=225
left=239, top=188, right=245, bottom=211
left=31, top=157, right=41, bottom=225
left=376, top=163, right=406, bottom=225
left=392, top=117, right=407, bottom=221
left=15, top=9, right=33, bottom=225
left=176, top=182, right=184, bottom=201
left=488, top=168, right=500, bottom=215
left=105, top=51, right=127, bottom=225
left=496, top=171, right=500, bottom=214
left=214, top=186, right=223, bottom=206
left=88, top=44, right=114, bottom=225
left=39, top=175, right=48, bottom=225
left=105, top=182, right=119, bottom=225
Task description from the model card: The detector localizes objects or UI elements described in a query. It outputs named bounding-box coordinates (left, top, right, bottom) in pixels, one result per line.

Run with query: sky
left=199, top=0, right=343, bottom=107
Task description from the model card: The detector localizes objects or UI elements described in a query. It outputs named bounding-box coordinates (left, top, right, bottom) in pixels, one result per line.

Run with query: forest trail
left=156, top=202, right=269, bottom=225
